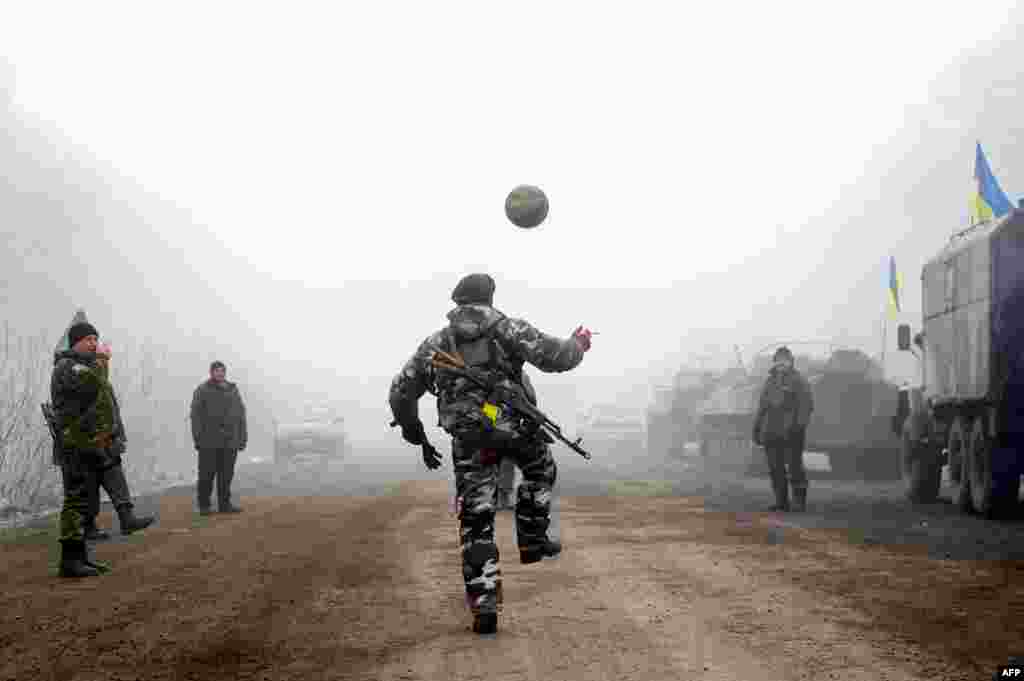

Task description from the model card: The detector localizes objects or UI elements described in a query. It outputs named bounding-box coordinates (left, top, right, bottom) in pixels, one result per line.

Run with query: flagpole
left=880, top=307, right=887, bottom=380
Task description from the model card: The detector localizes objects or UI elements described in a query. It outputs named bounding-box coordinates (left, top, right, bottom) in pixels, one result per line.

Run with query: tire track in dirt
left=566, top=496, right=926, bottom=680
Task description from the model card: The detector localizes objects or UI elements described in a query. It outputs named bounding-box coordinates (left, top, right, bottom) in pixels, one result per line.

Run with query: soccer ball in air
left=505, top=185, right=549, bottom=229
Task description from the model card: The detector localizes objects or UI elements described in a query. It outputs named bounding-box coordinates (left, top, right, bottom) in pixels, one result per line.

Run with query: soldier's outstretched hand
left=573, top=326, right=593, bottom=352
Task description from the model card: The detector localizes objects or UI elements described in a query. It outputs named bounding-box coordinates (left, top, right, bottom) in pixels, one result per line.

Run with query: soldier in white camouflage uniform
left=389, top=273, right=592, bottom=634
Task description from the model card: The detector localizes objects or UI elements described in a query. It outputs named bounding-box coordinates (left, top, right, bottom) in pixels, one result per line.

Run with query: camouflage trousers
left=452, top=436, right=557, bottom=614
left=59, top=448, right=119, bottom=543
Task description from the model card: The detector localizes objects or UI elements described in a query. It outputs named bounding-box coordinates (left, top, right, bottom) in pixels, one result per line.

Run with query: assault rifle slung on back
left=430, top=348, right=592, bottom=460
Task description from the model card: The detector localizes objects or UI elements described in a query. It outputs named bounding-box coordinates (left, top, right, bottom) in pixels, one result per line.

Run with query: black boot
left=58, top=541, right=101, bottom=578
left=219, top=502, right=242, bottom=513
left=791, top=487, right=807, bottom=512
left=117, top=504, right=155, bottom=535
left=520, top=537, right=562, bottom=564
left=467, top=591, right=499, bottom=635
left=473, top=612, right=498, bottom=634
left=82, top=543, right=112, bottom=574
left=83, top=519, right=111, bottom=542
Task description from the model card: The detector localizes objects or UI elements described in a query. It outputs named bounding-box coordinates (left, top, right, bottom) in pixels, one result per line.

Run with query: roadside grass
left=0, top=516, right=58, bottom=545
left=606, top=479, right=676, bottom=497
left=379, top=482, right=405, bottom=497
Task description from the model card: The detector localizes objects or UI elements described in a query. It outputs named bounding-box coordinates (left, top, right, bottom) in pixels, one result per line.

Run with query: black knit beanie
left=68, top=322, right=100, bottom=348
left=451, top=273, right=496, bottom=306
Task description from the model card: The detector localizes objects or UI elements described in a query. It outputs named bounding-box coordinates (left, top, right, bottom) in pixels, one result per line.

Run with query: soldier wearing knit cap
left=752, top=346, right=815, bottom=512
left=389, top=272, right=593, bottom=635
left=50, top=319, right=154, bottom=577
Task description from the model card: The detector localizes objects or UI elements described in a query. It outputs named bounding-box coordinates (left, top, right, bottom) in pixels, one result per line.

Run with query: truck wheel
left=967, top=418, right=1021, bottom=519
left=901, top=428, right=941, bottom=503
left=948, top=418, right=972, bottom=512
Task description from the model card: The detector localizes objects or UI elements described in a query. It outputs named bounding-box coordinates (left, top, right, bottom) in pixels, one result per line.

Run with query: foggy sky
left=3, top=4, right=1023, bottom=445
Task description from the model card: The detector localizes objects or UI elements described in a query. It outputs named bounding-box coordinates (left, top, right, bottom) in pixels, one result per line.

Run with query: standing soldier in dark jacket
left=752, top=347, right=814, bottom=512
left=190, top=361, right=248, bottom=514
left=389, top=273, right=592, bottom=635
left=50, top=322, right=154, bottom=577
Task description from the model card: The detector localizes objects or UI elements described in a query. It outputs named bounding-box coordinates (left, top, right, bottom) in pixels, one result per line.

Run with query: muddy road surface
left=1, top=448, right=1022, bottom=680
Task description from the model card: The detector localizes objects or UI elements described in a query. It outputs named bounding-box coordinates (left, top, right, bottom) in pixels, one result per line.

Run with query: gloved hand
left=573, top=326, right=593, bottom=352
left=400, top=421, right=427, bottom=446
left=421, top=442, right=443, bottom=470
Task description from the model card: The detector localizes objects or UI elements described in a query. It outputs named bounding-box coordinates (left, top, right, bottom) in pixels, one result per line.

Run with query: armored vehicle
left=895, top=209, right=1024, bottom=517
left=645, top=369, right=718, bottom=460
left=274, top=404, right=349, bottom=464
left=696, top=345, right=902, bottom=479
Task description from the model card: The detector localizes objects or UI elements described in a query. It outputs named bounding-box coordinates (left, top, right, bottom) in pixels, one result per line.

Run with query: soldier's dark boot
left=116, top=503, right=155, bottom=535
left=219, top=502, right=243, bottom=514
left=520, top=536, right=562, bottom=564
left=791, top=486, right=807, bottom=512
left=58, top=541, right=101, bottom=578
left=83, top=518, right=111, bottom=542
left=467, top=592, right=499, bottom=635
left=473, top=612, right=498, bottom=635
left=82, top=543, right=112, bottom=574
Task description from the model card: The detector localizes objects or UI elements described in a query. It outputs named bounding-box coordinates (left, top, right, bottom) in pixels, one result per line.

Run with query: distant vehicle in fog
left=645, top=368, right=721, bottom=460
left=274, top=404, right=349, bottom=465
left=577, top=404, right=647, bottom=466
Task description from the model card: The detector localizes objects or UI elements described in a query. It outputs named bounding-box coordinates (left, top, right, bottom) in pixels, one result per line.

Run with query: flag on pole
left=970, top=142, right=1013, bottom=225
left=55, top=309, right=89, bottom=354
left=888, top=257, right=902, bottom=319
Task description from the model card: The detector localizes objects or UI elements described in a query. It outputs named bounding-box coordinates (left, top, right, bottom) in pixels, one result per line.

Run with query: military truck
left=273, top=404, right=349, bottom=465
left=895, top=210, right=1024, bottom=517
left=696, top=345, right=902, bottom=479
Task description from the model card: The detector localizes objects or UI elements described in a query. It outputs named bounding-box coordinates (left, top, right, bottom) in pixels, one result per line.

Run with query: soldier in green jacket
left=50, top=322, right=153, bottom=577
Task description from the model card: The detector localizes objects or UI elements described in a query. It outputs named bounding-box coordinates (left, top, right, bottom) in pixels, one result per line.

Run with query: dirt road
left=2, top=468, right=1022, bottom=680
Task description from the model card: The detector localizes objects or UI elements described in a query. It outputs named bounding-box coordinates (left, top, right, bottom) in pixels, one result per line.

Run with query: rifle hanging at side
left=429, top=348, right=592, bottom=460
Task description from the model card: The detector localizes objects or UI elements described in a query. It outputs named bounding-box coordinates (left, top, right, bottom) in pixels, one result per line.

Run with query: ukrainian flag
left=971, top=142, right=1013, bottom=225
left=888, top=256, right=902, bottom=319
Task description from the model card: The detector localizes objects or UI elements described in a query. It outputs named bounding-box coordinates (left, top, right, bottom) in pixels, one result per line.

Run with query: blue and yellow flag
left=888, top=256, right=902, bottom=319
left=971, top=142, right=1013, bottom=225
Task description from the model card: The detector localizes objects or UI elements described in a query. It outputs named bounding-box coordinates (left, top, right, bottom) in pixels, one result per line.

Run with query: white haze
left=2, top=2, right=1023, bottom=449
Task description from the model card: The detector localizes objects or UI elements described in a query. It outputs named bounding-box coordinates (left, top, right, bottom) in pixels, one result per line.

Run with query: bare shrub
left=0, top=324, right=60, bottom=509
